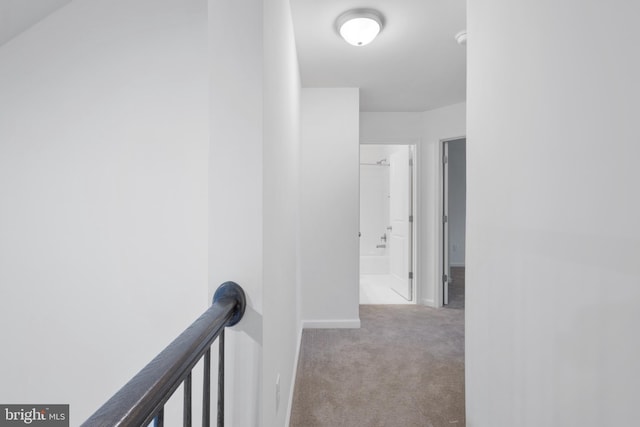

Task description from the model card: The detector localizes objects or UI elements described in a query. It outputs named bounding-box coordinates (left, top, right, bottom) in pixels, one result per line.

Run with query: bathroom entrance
left=359, top=144, right=416, bottom=304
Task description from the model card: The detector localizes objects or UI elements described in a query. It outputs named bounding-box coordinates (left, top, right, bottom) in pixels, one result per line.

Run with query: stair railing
left=81, top=281, right=246, bottom=427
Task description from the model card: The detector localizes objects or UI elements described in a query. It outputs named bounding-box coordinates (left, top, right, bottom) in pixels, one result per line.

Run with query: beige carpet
left=290, top=305, right=465, bottom=427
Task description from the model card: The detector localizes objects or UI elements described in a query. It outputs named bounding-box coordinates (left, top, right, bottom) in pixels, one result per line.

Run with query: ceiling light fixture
left=336, top=9, right=384, bottom=47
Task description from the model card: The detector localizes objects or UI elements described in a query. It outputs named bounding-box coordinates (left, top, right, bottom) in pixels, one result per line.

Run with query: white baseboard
left=421, top=298, right=437, bottom=308
left=301, top=318, right=361, bottom=329
left=285, top=322, right=303, bottom=427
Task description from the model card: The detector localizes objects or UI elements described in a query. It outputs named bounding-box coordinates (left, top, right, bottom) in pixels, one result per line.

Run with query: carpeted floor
left=290, top=305, right=465, bottom=426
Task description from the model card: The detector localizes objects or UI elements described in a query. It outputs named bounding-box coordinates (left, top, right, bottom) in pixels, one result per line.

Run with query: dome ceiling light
left=336, top=9, right=384, bottom=47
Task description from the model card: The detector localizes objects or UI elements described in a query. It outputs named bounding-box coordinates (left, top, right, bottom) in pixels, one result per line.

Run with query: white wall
left=210, top=0, right=302, bottom=426
left=209, top=0, right=263, bottom=425
left=448, top=139, right=466, bottom=266
left=300, top=88, right=360, bottom=328
left=262, top=0, right=301, bottom=426
left=467, top=1, right=640, bottom=425
left=0, top=0, right=209, bottom=423
left=0, top=0, right=71, bottom=46
left=360, top=112, right=424, bottom=141
left=361, top=102, right=466, bottom=307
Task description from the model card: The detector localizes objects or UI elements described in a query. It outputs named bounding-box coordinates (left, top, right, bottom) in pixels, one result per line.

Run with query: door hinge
left=409, top=215, right=414, bottom=223
left=442, top=155, right=448, bottom=164
left=442, top=274, right=448, bottom=283
left=409, top=272, right=413, bottom=280
left=442, top=215, right=448, bottom=223
left=409, top=158, right=414, bottom=166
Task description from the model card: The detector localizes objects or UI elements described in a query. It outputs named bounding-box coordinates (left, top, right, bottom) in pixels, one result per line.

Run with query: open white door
left=389, top=146, right=413, bottom=300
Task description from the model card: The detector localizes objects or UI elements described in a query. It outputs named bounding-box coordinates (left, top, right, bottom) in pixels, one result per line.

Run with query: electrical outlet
left=275, top=374, right=281, bottom=412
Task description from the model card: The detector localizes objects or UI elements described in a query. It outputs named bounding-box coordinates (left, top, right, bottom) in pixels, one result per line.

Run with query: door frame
left=360, top=137, right=420, bottom=303
left=437, top=136, right=466, bottom=307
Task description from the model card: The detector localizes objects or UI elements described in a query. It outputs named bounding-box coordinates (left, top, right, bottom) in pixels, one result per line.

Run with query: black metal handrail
left=81, top=282, right=246, bottom=427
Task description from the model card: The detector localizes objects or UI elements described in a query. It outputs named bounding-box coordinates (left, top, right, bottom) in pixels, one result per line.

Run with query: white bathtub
left=360, top=255, right=390, bottom=275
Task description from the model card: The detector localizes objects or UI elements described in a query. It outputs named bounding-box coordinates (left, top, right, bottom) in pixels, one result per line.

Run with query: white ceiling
left=1, top=0, right=466, bottom=112
left=290, top=0, right=466, bottom=112
left=0, top=0, right=71, bottom=46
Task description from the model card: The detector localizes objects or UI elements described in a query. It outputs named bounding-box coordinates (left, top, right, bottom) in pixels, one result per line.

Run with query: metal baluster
left=217, top=330, right=225, bottom=427
left=184, top=372, right=192, bottom=427
left=80, top=282, right=247, bottom=427
left=202, top=348, right=211, bottom=427
left=154, top=408, right=164, bottom=427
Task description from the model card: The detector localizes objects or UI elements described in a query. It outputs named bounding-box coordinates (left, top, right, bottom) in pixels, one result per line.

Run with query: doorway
left=442, top=138, right=466, bottom=308
left=359, top=144, right=416, bottom=304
